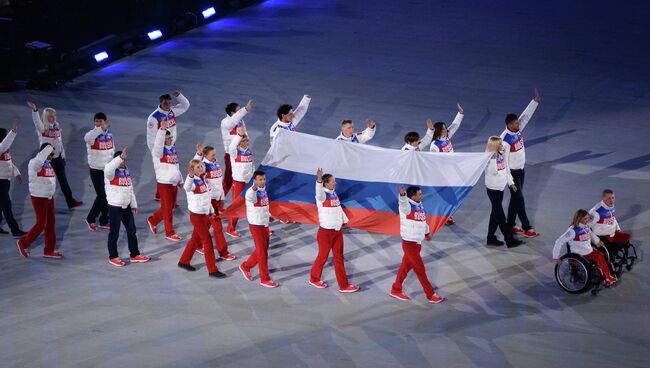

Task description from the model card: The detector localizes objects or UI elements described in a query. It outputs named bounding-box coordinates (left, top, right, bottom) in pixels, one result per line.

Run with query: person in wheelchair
left=589, top=189, right=633, bottom=264
left=553, top=209, right=618, bottom=287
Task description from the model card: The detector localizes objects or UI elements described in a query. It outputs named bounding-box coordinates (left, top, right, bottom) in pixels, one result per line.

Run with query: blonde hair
left=41, top=107, right=57, bottom=130
left=188, top=159, right=202, bottom=171
left=485, top=136, right=502, bottom=153
left=571, top=209, right=589, bottom=227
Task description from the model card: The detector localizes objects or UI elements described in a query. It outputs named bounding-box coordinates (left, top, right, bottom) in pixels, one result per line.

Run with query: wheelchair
left=602, top=240, right=638, bottom=278
left=555, top=244, right=605, bottom=295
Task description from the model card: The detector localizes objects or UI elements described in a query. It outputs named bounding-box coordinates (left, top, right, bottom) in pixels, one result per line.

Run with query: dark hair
left=404, top=131, right=420, bottom=144
left=94, top=112, right=107, bottom=121
left=0, top=128, right=6, bottom=142
left=602, top=188, right=614, bottom=196
left=165, top=130, right=171, bottom=136
left=277, top=104, right=293, bottom=120
left=39, top=143, right=52, bottom=152
left=114, top=151, right=122, bottom=158
left=340, top=119, right=353, bottom=127
left=225, top=103, right=239, bottom=116
left=406, top=186, right=421, bottom=199
left=505, top=113, right=518, bottom=125
left=159, top=94, right=172, bottom=103
left=202, top=145, right=215, bottom=156
left=322, top=173, right=333, bottom=184
left=253, top=170, right=265, bottom=179
left=432, top=121, right=446, bottom=140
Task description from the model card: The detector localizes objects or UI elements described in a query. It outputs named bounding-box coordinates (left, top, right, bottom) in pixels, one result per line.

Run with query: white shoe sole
left=16, top=240, right=29, bottom=258
left=308, top=280, right=327, bottom=289
left=225, top=232, right=241, bottom=238
left=260, top=282, right=279, bottom=288
left=165, top=236, right=182, bottom=242
left=147, top=219, right=157, bottom=234
left=239, top=265, right=252, bottom=281
left=43, top=255, right=63, bottom=259
left=389, top=293, right=410, bottom=301
left=108, top=259, right=125, bottom=267
left=85, top=220, right=98, bottom=232
left=339, top=287, right=360, bottom=293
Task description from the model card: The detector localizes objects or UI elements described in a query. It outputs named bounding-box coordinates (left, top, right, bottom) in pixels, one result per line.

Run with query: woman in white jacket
left=104, top=148, right=149, bottom=267
left=177, top=159, right=227, bottom=278
left=484, top=136, right=523, bottom=248
left=0, top=119, right=26, bottom=237
left=26, top=100, right=82, bottom=208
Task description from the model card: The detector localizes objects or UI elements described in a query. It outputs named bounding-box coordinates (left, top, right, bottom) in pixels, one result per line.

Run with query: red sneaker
left=221, top=253, right=237, bottom=261
left=98, top=223, right=110, bottom=230
left=146, top=217, right=157, bottom=234
left=68, top=200, right=83, bottom=209
left=195, top=247, right=205, bottom=255
left=239, top=264, right=252, bottom=281
left=309, top=280, right=327, bottom=289
left=130, top=255, right=150, bottom=263
left=339, top=285, right=360, bottom=293
left=165, top=233, right=182, bottom=242
left=260, top=280, right=279, bottom=288
left=108, top=258, right=125, bottom=267
left=511, top=226, right=525, bottom=234
left=85, top=220, right=98, bottom=232
left=389, top=292, right=410, bottom=301
left=16, top=239, right=29, bottom=258
left=427, top=293, right=445, bottom=304
left=523, top=229, right=540, bottom=238
left=226, top=231, right=241, bottom=238
left=43, top=251, right=64, bottom=259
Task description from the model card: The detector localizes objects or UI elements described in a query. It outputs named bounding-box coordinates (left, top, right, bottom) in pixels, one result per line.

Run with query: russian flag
left=221, top=130, right=491, bottom=237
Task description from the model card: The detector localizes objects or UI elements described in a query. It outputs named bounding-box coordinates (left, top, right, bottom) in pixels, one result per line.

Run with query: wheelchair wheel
left=626, top=243, right=638, bottom=271
left=555, top=254, right=594, bottom=294
left=596, top=246, right=617, bottom=275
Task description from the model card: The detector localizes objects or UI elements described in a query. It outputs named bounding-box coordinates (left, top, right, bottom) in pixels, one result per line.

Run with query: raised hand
left=456, top=102, right=464, bottom=115
left=11, top=119, right=19, bottom=132
left=426, top=119, right=434, bottom=130
left=533, top=87, right=541, bottom=103
left=160, top=119, right=169, bottom=130
left=172, top=90, right=181, bottom=97
left=398, top=186, right=406, bottom=196
left=245, top=99, right=254, bottom=111
left=316, top=167, right=323, bottom=182
left=237, top=125, right=247, bottom=136
left=120, top=147, right=128, bottom=160
left=196, top=143, right=203, bottom=156
left=26, top=100, right=37, bottom=111
left=366, top=118, right=376, bottom=129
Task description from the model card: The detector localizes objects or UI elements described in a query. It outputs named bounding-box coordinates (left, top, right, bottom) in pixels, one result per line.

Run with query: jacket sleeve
left=32, top=110, right=45, bottom=134
left=418, top=128, right=434, bottom=151
left=12, top=163, right=21, bottom=177
left=398, top=194, right=410, bottom=215
left=447, top=112, right=464, bottom=138
left=146, top=116, right=158, bottom=151
left=553, top=228, right=574, bottom=259
left=130, top=191, right=138, bottom=209
left=84, top=126, right=103, bottom=145
left=172, top=93, right=190, bottom=116
left=358, top=126, right=376, bottom=144
left=152, top=129, right=166, bottom=159
left=518, top=100, right=539, bottom=132
left=229, top=134, right=242, bottom=156
left=104, top=156, right=122, bottom=181
left=31, top=145, right=54, bottom=173
left=0, top=130, right=16, bottom=154
left=342, top=208, right=349, bottom=224
left=504, top=156, right=515, bottom=187
left=315, top=182, right=326, bottom=203
left=588, top=206, right=600, bottom=228
left=245, top=187, right=257, bottom=203
left=184, top=175, right=195, bottom=192
left=590, top=230, right=601, bottom=245
left=222, top=107, right=249, bottom=131
left=291, top=95, right=312, bottom=128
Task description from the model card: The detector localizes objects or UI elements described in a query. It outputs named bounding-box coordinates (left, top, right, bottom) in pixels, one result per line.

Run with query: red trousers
left=209, top=199, right=230, bottom=257
left=310, top=227, right=350, bottom=288
left=226, top=180, right=246, bottom=233
left=150, top=183, right=177, bottom=236
left=391, top=241, right=435, bottom=298
left=222, top=153, right=233, bottom=195
left=584, top=250, right=613, bottom=280
left=242, top=224, right=271, bottom=282
left=179, top=212, right=218, bottom=273
left=21, top=196, right=56, bottom=252
left=604, top=231, right=631, bottom=244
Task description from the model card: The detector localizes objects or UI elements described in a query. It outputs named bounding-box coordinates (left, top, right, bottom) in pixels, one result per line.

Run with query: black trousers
left=107, top=205, right=140, bottom=259
left=487, top=189, right=514, bottom=242
left=50, top=156, right=75, bottom=206
left=0, top=179, right=20, bottom=233
left=507, top=169, right=531, bottom=231
left=86, top=168, right=108, bottom=225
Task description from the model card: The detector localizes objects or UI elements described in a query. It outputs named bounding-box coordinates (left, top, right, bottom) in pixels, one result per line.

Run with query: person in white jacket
left=401, top=119, right=435, bottom=151
left=84, top=112, right=114, bottom=231
left=308, top=168, right=359, bottom=293
left=0, top=119, right=26, bottom=237
left=336, top=119, right=376, bottom=144
left=226, top=125, right=254, bottom=237
left=178, top=159, right=227, bottom=278
left=553, top=209, right=617, bottom=286
left=147, top=120, right=184, bottom=242
left=269, top=95, right=311, bottom=143
left=104, top=148, right=150, bottom=267
left=390, top=186, right=445, bottom=304
left=193, top=143, right=235, bottom=261
left=220, top=99, right=253, bottom=195
left=500, top=88, right=541, bottom=238
left=238, top=170, right=279, bottom=288
left=484, top=136, right=523, bottom=248
left=589, top=189, right=632, bottom=259
left=16, top=142, right=62, bottom=259
left=26, top=100, right=82, bottom=208
left=429, top=103, right=464, bottom=153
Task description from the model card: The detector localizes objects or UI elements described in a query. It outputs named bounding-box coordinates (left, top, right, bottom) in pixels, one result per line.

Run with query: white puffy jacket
left=430, top=112, right=463, bottom=152
left=193, top=153, right=224, bottom=200
left=269, top=95, right=311, bottom=142
left=589, top=201, right=620, bottom=237
left=146, top=93, right=190, bottom=151
left=500, top=99, right=539, bottom=170
left=84, top=126, right=115, bottom=170
left=228, top=134, right=254, bottom=183
left=336, top=125, right=376, bottom=144
left=399, top=194, right=429, bottom=243
left=32, top=110, right=65, bottom=158
left=400, top=128, right=434, bottom=151
left=552, top=225, right=600, bottom=260
left=104, top=156, right=137, bottom=209
left=0, top=130, right=21, bottom=180
left=28, top=145, right=56, bottom=198
left=184, top=174, right=213, bottom=215
left=220, top=106, right=249, bottom=152
left=316, top=182, right=348, bottom=231
left=152, top=129, right=182, bottom=185
left=484, top=153, right=514, bottom=191
left=245, top=186, right=270, bottom=226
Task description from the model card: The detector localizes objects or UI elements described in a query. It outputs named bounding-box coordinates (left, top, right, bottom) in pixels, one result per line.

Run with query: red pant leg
left=391, top=241, right=415, bottom=294
left=227, top=180, right=245, bottom=233
left=179, top=227, right=201, bottom=265
left=610, top=231, right=631, bottom=244
left=584, top=250, right=612, bottom=279
left=402, top=242, right=435, bottom=298
left=210, top=199, right=229, bottom=256
left=330, top=229, right=350, bottom=288
left=172, top=185, right=179, bottom=208
left=43, top=197, right=56, bottom=252
left=223, top=153, right=233, bottom=195
left=21, top=196, right=49, bottom=247
left=151, top=183, right=175, bottom=236
left=243, top=225, right=270, bottom=282
left=310, top=227, right=334, bottom=283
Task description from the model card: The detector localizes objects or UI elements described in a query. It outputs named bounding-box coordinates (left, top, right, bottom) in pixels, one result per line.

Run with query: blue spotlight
left=202, top=7, right=216, bottom=19
left=94, top=51, right=109, bottom=63
left=147, top=30, right=163, bottom=41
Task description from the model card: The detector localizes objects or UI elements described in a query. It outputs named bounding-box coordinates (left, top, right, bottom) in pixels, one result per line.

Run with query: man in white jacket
left=17, top=142, right=62, bottom=259
left=220, top=99, right=253, bottom=195
left=589, top=189, right=632, bottom=259
left=269, top=95, right=311, bottom=143
left=226, top=125, right=254, bottom=237
left=104, top=148, right=150, bottom=267
left=500, top=88, right=541, bottom=238
left=336, top=119, right=376, bottom=144
left=401, top=119, right=435, bottom=151
left=84, top=112, right=114, bottom=231
left=0, top=119, right=26, bottom=237
left=390, top=186, right=444, bottom=304
left=308, top=168, right=359, bottom=293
